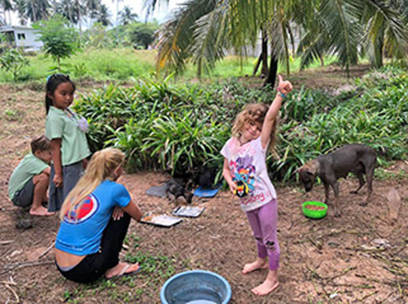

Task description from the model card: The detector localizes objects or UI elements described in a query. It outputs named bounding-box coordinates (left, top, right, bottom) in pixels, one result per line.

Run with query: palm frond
left=363, top=0, right=408, bottom=58
left=320, top=0, right=361, bottom=75
left=190, top=2, right=230, bottom=76
left=155, top=0, right=219, bottom=75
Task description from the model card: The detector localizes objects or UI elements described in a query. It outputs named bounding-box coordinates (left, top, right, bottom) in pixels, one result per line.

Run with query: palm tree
left=83, top=0, right=99, bottom=18
left=119, top=6, right=138, bottom=25
left=0, top=0, right=13, bottom=24
left=13, top=0, right=27, bottom=25
left=149, top=0, right=408, bottom=85
left=24, top=0, right=50, bottom=22
left=55, top=0, right=80, bottom=24
left=298, top=0, right=407, bottom=74
left=94, top=3, right=111, bottom=26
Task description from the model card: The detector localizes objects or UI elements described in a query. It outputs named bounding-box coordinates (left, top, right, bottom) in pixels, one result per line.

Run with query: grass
left=0, top=47, right=343, bottom=83
left=60, top=249, right=182, bottom=304
left=3, top=109, right=21, bottom=121
left=375, top=167, right=408, bottom=181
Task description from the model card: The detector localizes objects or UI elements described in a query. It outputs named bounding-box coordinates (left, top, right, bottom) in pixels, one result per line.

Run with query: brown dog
left=298, top=144, right=377, bottom=217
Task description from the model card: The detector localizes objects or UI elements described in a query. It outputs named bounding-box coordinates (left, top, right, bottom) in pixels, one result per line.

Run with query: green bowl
left=302, top=201, right=328, bottom=219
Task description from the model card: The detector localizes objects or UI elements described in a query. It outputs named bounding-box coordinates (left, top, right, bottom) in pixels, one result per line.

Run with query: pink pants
left=246, top=199, right=280, bottom=270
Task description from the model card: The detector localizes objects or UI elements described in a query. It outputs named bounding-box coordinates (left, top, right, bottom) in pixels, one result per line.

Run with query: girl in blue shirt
left=55, top=148, right=143, bottom=283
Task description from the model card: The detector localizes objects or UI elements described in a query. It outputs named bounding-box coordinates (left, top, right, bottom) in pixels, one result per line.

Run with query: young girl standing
left=45, top=74, right=91, bottom=212
left=55, top=148, right=143, bottom=283
left=221, top=75, right=293, bottom=296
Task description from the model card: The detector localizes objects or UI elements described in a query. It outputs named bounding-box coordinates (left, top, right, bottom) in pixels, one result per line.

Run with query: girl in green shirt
left=45, top=74, right=91, bottom=212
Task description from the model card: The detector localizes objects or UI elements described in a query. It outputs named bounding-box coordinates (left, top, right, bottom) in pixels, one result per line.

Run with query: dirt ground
left=1, top=69, right=408, bottom=304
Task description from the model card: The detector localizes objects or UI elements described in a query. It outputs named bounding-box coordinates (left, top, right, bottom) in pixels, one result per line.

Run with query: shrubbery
left=73, top=66, right=408, bottom=182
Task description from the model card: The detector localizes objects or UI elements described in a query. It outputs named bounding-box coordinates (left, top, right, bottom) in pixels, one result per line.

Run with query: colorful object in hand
left=234, top=180, right=249, bottom=197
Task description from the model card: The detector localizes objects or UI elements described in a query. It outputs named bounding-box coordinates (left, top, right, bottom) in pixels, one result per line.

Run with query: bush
left=33, top=15, right=79, bottom=70
left=0, top=49, right=29, bottom=81
left=74, top=66, right=408, bottom=182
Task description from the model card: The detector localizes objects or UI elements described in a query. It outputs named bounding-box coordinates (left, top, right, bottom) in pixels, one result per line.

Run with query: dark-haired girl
left=45, top=74, right=91, bottom=212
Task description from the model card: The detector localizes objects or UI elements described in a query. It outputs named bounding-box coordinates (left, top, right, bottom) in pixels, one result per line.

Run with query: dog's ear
left=306, top=160, right=319, bottom=175
left=295, top=165, right=305, bottom=174
left=297, top=160, right=319, bottom=176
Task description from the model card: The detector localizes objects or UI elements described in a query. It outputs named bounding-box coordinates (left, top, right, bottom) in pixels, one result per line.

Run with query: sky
left=102, top=0, right=185, bottom=24
left=8, top=0, right=185, bottom=26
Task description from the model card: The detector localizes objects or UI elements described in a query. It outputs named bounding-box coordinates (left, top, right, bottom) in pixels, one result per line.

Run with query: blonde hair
left=60, top=148, right=125, bottom=220
left=232, top=103, right=280, bottom=154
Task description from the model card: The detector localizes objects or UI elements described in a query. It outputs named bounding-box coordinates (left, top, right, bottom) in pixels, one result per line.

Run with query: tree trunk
left=261, top=32, right=268, bottom=76
left=252, top=53, right=262, bottom=76
left=264, top=55, right=278, bottom=87
left=373, top=33, right=384, bottom=68
left=252, top=31, right=268, bottom=77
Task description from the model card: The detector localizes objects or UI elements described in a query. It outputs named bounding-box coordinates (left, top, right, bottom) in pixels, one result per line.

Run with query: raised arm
left=260, top=75, right=293, bottom=150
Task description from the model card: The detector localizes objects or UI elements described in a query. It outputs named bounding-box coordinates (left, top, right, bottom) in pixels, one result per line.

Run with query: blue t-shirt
left=55, top=180, right=131, bottom=255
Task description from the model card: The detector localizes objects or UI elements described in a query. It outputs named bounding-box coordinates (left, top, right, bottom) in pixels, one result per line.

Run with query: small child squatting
left=8, top=135, right=54, bottom=217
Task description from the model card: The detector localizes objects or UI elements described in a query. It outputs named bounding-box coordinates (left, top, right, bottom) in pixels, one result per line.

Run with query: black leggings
left=56, top=213, right=131, bottom=283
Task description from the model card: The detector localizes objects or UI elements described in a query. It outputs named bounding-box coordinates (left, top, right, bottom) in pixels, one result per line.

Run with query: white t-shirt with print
left=221, top=137, right=277, bottom=212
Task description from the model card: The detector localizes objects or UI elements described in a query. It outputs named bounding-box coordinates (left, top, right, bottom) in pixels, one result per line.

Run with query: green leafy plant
left=128, top=21, right=159, bottom=49
left=0, top=49, right=29, bottom=81
left=4, top=109, right=20, bottom=121
left=33, top=15, right=79, bottom=70
left=74, top=66, right=408, bottom=182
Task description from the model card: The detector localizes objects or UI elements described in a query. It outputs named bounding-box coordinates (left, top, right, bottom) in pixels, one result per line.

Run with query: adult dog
left=298, top=144, right=377, bottom=217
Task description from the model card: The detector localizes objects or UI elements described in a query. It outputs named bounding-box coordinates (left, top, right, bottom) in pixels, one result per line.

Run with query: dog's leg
left=167, top=192, right=176, bottom=204
left=176, top=195, right=187, bottom=205
left=323, top=183, right=330, bottom=204
left=350, top=173, right=365, bottom=194
left=361, top=166, right=375, bottom=206
left=332, top=182, right=341, bottom=217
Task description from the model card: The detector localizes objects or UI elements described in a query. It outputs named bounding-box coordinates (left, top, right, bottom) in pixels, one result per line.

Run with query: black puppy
left=165, top=178, right=193, bottom=205
left=298, top=144, right=377, bottom=217
left=196, top=166, right=217, bottom=189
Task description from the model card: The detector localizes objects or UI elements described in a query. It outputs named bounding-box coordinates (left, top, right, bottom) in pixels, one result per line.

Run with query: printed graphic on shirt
left=63, top=194, right=99, bottom=224
left=230, top=155, right=257, bottom=194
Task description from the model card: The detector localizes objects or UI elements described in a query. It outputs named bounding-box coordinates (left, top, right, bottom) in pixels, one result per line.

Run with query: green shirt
left=8, top=154, right=49, bottom=200
left=45, top=106, right=91, bottom=166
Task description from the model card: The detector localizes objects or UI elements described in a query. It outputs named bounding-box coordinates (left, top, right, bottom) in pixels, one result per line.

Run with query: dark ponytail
left=45, top=74, right=76, bottom=114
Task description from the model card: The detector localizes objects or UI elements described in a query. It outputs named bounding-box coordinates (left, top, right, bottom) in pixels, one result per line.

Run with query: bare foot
left=29, top=206, right=55, bottom=216
left=251, top=279, right=279, bottom=296
left=105, top=262, right=140, bottom=279
left=242, top=259, right=268, bottom=274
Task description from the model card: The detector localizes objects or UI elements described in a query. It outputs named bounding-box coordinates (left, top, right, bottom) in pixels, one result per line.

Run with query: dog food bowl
left=160, top=270, right=231, bottom=304
left=302, top=201, right=328, bottom=219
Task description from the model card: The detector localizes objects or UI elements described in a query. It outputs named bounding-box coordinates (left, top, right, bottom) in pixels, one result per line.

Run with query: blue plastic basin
left=160, top=270, right=231, bottom=304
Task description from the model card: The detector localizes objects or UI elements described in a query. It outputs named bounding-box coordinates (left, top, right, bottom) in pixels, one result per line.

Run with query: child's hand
left=277, top=75, right=293, bottom=95
left=112, top=206, right=124, bottom=220
left=228, top=181, right=237, bottom=193
left=54, top=174, right=63, bottom=188
left=116, top=176, right=126, bottom=185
